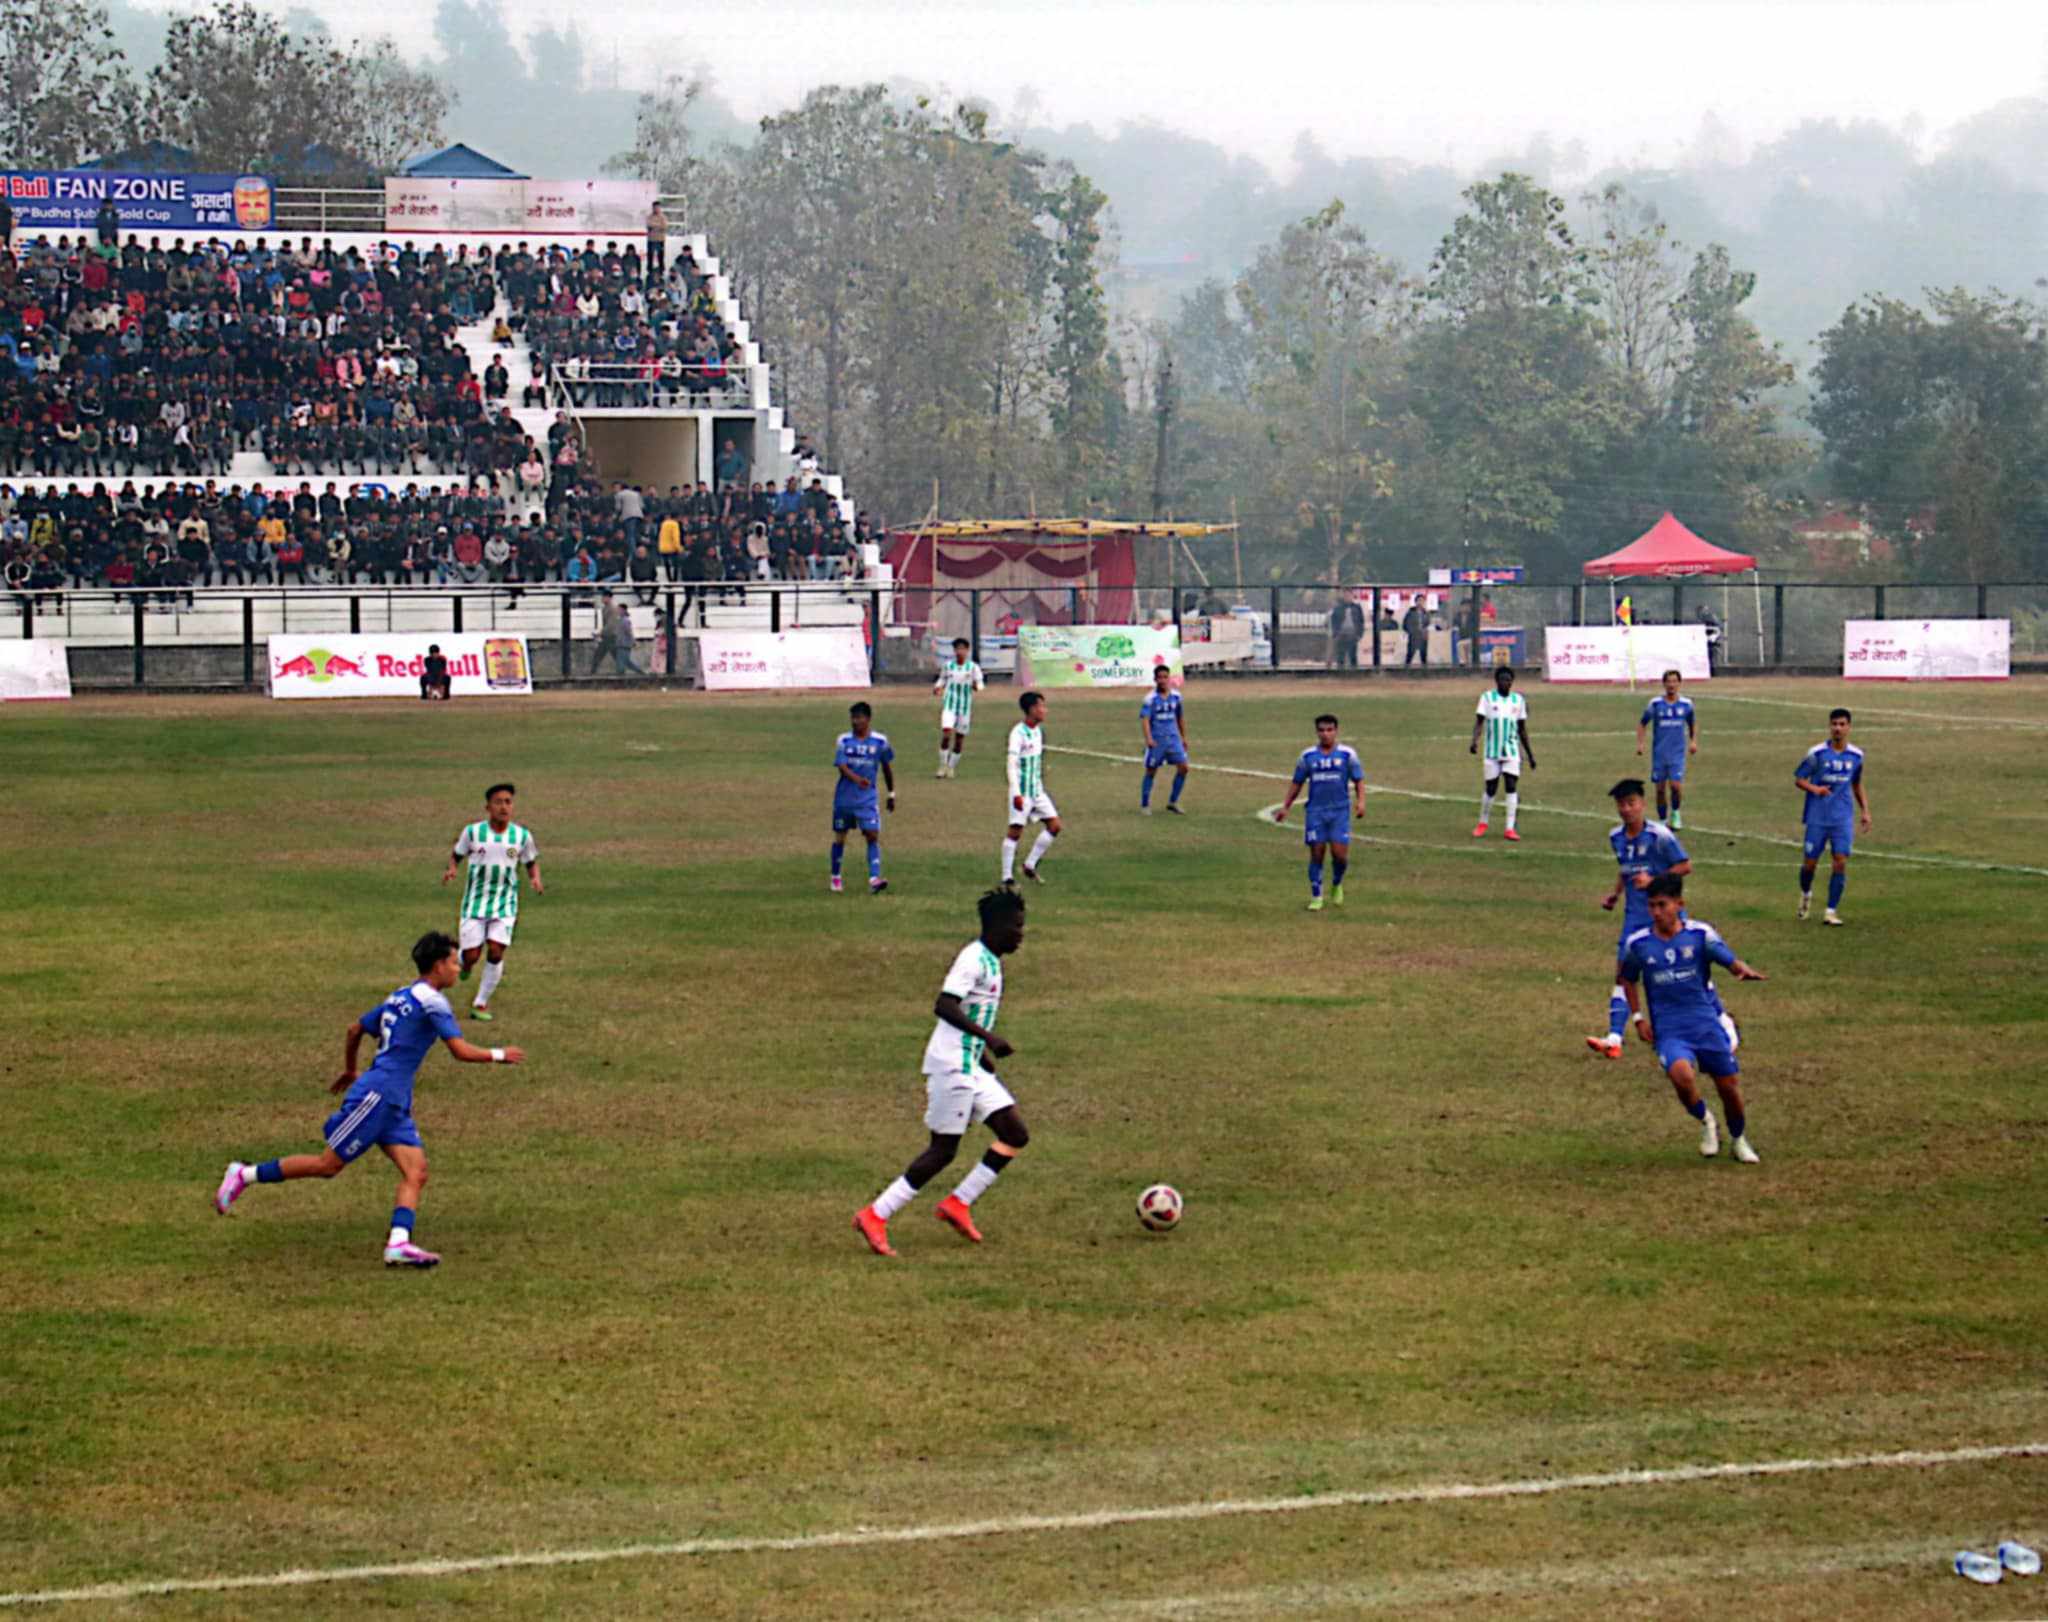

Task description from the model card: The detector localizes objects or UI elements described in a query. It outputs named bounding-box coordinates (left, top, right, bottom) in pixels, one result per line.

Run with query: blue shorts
left=1145, top=742, right=1188, bottom=770
left=1304, top=808, right=1351, bottom=848
left=1655, top=1034, right=1739, bottom=1079
left=1803, top=823, right=1852, bottom=859
left=833, top=806, right=880, bottom=835
left=323, top=1086, right=422, bottom=1165
left=1650, top=756, right=1687, bottom=784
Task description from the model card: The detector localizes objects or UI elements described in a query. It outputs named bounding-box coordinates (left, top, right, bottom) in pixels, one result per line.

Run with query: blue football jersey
left=1641, top=697, right=1695, bottom=759
left=833, top=730, right=894, bottom=811
left=1795, top=741, right=1863, bottom=825
left=1620, top=921, right=1737, bottom=1039
left=1139, top=690, right=1184, bottom=744
left=1294, top=744, right=1363, bottom=810
left=1610, top=820, right=1688, bottom=932
left=355, top=982, right=463, bottom=1108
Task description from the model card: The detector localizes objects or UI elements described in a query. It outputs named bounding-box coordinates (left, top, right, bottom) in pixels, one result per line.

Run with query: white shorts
left=923, top=1066, right=1017, bottom=1134
left=458, top=915, right=516, bottom=951
left=1483, top=756, right=1521, bottom=779
left=941, top=710, right=972, bottom=734
left=1009, top=790, right=1058, bottom=825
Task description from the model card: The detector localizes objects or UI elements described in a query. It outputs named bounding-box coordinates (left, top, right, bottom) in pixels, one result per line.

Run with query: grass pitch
left=4, top=676, right=2047, bottom=1618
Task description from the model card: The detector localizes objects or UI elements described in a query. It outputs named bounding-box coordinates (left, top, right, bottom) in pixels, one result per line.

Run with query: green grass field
left=4, top=675, right=2047, bottom=1618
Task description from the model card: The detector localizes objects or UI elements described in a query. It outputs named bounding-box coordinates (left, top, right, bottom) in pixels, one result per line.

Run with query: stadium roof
left=1582, top=512, right=1756, bottom=578
left=399, top=143, right=529, bottom=180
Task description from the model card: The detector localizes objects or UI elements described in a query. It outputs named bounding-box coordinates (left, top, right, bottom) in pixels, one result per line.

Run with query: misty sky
left=255, top=0, right=2043, bottom=172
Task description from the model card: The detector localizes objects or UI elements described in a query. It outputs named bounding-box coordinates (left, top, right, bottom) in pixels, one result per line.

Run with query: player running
left=211, top=930, right=526, bottom=1266
left=1003, top=690, right=1059, bottom=886
left=1275, top=712, right=1366, bottom=912
left=1471, top=664, right=1536, bottom=840
left=933, top=637, right=984, bottom=778
left=1636, top=669, right=1698, bottom=828
left=1138, top=663, right=1189, bottom=815
left=832, top=700, right=896, bottom=894
left=441, top=782, right=543, bottom=1022
left=1796, top=707, right=1871, bottom=925
left=854, top=888, right=1031, bottom=1256
left=1622, top=874, right=1766, bottom=1163
left=1587, top=777, right=1690, bottom=1059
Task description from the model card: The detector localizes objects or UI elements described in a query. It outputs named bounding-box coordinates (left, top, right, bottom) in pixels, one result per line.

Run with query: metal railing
left=271, top=188, right=385, bottom=234
left=548, top=361, right=749, bottom=412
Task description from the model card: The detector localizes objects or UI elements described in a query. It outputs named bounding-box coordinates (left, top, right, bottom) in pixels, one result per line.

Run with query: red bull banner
left=266, top=634, right=534, bottom=700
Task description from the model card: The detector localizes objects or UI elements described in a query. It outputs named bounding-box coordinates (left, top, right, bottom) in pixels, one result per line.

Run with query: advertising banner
left=384, top=178, right=657, bottom=236
left=1543, top=625, right=1712, bottom=683
left=2, top=170, right=273, bottom=234
left=1015, top=625, right=1183, bottom=688
left=266, top=634, right=533, bottom=699
left=697, top=628, right=870, bottom=691
left=1843, top=619, right=2010, bottom=681
left=0, top=641, right=72, bottom=701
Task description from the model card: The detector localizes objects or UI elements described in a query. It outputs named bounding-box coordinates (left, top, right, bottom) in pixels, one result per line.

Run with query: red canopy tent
left=1582, top=512, right=1756, bottom=577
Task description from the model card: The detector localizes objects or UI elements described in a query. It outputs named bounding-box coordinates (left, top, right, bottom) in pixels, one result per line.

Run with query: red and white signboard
left=1543, top=625, right=1712, bottom=683
left=384, top=178, right=657, bottom=236
left=697, top=628, right=870, bottom=692
left=1843, top=619, right=2009, bottom=681
left=266, top=634, right=534, bottom=700
left=0, top=641, right=71, bottom=701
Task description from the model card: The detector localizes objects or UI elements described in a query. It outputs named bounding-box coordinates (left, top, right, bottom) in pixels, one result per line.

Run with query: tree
left=339, top=37, right=451, bottom=177
left=607, top=70, right=707, bottom=196
left=139, top=2, right=352, bottom=175
left=1585, top=182, right=1687, bottom=415
left=1424, top=171, right=1594, bottom=320
left=1046, top=166, right=1116, bottom=509
left=0, top=0, right=134, bottom=170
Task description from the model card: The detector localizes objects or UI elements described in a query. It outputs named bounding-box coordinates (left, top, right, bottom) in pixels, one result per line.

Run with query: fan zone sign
left=1843, top=619, right=2009, bottom=681
left=266, top=634, right=533, bottom=699
left=2, top=170, right=273, bottom=233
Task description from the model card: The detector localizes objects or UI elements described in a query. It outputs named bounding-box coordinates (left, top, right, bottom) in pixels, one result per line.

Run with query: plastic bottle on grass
left=1998, top=1541, right=2041, bottom=1576
left=1954, top=1551, right=2002, bottom=1585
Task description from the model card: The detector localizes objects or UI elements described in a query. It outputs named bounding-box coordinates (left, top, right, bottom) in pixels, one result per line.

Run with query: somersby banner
left=266, top=634, right=534, bottom=700
left=1015, top=625, right=1183, bottom=689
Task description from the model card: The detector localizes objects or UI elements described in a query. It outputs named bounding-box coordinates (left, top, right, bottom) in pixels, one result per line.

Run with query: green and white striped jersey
left=1007, top=721, right=1045, bottom=799
left=453, top=820, right=538, bottom=919
left=922, top=939, right=1004, bottom=1076
left=936, top=658, right=984, bottom=716
left=1476, top=689, right=1527, bottom=759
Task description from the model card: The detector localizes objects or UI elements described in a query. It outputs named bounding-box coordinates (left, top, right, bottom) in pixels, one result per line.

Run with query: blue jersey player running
left=1635, top=668, right=1698, bottom=828
left=832, top=700, right=896, bottom=895
left=1621, top=874, right=1766, bottom=1163
left=1275, top=713, right=1366, bottom=912
left=211, top=930, right=525, bottom=1267
left=1138, top=664, right=1189, bottom=815
left=1795, top=707, right=1870, bottom=925
left=1587, top=777, right=1691, bottom=1059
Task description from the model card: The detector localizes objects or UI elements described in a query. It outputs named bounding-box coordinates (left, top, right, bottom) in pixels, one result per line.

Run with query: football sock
left=1480, top=787, right=1495, bottom=821
left=1141, top=771, right=1155, bottom=807
left=1827, top=871, right=1846, bottom=909
left=831, top=842, right=845, bottom=877
left=1332, top=857, right=1347, bottom=888
left=947, top=750, right=958, bottom=769
left=873, top=1174, right=919, bottom=1220
left=476, top=959, right=505, bottom=1005
left=1799, top=864, right=1814, bottom=894
left=256, top=1160, right=282, bottom=1184
left=1608, top=985, right=1629, bottom=1040
left=1725, top=1107, right=1745, bottom=1140
left=867, top=842, right=882, bottom=881
left=1685, top=1097, right=1707, bottom=1120
left=1002, top=837, right=1019, bottom=880
left=1308, top=859, right=1323, bottom=897
left=1504, top=791, right=1519, bottom=831
left=1028, top=830, right=1054, bottom=869
left=387, top=1207, right=415, bottom=1248
left=939, top=749, right=949, bottom=771
left=1169, top=772, right=1185, bottom=805
left=952, top=1147, right=1009, bottom=1206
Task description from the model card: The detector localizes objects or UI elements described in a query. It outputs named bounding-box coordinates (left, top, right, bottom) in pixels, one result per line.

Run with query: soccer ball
left=1136, top=1183, right=1183, bottom=1232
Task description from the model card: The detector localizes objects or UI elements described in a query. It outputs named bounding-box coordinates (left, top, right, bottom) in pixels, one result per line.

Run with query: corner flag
left=1617, top=595, right=1633, bottom=626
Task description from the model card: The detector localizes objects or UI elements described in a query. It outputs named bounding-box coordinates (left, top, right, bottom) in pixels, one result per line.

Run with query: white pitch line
left=1709, top=692, right=2048, bottom=730
left=1248, top=808, right=1795, bottom=870
left=1052, top=746, right=2048, bottom=878
left=3, top=1443, right=2042, bottom=1608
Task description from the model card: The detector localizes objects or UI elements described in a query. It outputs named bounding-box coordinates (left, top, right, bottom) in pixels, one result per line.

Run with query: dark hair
left=1608, top=778, right=1646, bottom=800
left=1830, top=707, right=1852, bottom=723
left=411, top=930, right=460, bottom=976
left=484, top=782, right=515, bottom=801
left=978, top=886, right=1026, bottom=931
left=1019, top=690, right=1043, bottom=713
left=1154, top=663, right=1172, bottom=677
left=1314, top=713, right=1339, bottom=728
left=849, top=701, right=872, bottom=718
left=1495, top=665, right=1515, bottom=681
left=1644, top=873, right=1685, bottom=901
left=1662, top=668, right=1682, bottom=681
left=952, top=637, right=970, bottom=649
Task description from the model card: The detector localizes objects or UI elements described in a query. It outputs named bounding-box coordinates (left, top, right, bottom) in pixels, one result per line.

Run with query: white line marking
left=1710, top=692, right=2048, bottom=730
left=1249, top=807, right=1796, bottom=869
left=3, top=1443, right=2041, bottom=1608
left=1053, top=746, right=2048, bottom=877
